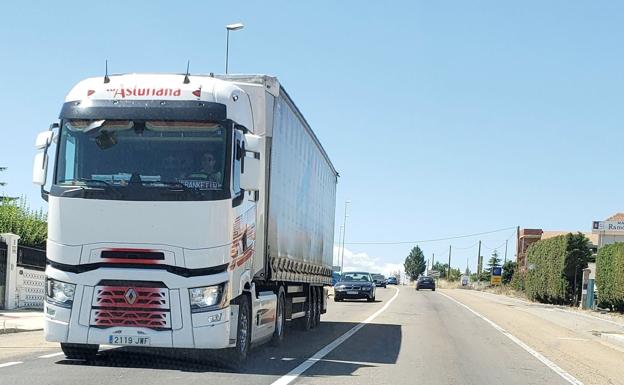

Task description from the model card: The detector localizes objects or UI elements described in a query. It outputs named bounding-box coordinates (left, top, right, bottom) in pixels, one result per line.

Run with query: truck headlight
left=189, top=283, right=228, bottom=312
left=46, top=278, right=75, bottom=307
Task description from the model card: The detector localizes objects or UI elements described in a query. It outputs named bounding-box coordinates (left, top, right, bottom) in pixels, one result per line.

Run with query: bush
left=525, top=233, right=590, bottom=304
left=596, top=243, right=624, bottom=311
left=0, top=198, right=47, bottom=247
left=510, top=269, right=526, bottom=291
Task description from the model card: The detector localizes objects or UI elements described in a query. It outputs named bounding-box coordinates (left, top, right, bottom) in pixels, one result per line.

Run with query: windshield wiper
left=132, top=180, right=204, bottom=197
left=57, top=178, right=122, bottom=198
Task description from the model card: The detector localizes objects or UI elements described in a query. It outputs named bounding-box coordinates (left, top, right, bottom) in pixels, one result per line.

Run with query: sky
left=1, top=1, right=623, bottom=277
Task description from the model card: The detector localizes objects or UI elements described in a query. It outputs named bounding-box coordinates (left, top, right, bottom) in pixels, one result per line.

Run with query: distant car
left=416, top=276, right=435, bottom=291
left=386, top=276, right=398, bottom=285
left=334, top=272, right=376, bottom=302
left=371, top=273, right=387, bottom=288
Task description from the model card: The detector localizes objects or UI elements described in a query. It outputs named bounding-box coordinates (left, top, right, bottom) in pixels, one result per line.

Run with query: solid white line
left=38, top=352, right=64, bottom=359
left=0, top=361, right=23, bottom=368
left=270, top=286, right=401, bottom=385
left=438, top=292, right=584, bottom=385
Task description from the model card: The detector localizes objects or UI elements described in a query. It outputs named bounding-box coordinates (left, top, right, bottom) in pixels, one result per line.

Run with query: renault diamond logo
left=124, top=288, right=138, bottom=305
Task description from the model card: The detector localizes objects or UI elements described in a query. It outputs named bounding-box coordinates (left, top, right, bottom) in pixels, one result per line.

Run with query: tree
left=404, top=246, right=426, bottom=280
left=432, top=262, right=449, bottom=279
left=502, top=260, right=516, bottom=284
left=487, top=250, right=502, bottom=273
left=448, top=267, right=461, bottom=281
left=0, top=197, right=47, bottom=247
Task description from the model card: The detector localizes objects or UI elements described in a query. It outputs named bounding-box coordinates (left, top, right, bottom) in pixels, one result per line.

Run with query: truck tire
left=270, top=286, right=286, bottom=346
left=295, top=289, right=312, bottom=331
left=313, top=287, right=321, bottom=327
left=226, top=295, right=251, bottom=368
left=60, top=343, right=99, bottom=360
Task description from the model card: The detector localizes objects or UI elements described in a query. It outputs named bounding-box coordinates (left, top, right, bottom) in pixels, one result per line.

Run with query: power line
left=345, top=226, right=517, bottom=245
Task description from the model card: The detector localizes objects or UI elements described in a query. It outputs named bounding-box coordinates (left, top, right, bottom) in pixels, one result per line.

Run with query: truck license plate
left=108, top=335, right=151, bottom=346
left=347, top=291, right=359, bottom=295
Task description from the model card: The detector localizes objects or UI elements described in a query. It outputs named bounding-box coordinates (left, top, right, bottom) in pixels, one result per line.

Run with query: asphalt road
left=0, top=287, right=574, bottom=385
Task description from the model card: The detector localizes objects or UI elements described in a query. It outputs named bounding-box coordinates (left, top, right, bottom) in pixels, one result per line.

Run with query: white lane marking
left=270, top=286, right=400, bottom=385
left=38, top=352, right=64, bottom=359
left=439, top=292, right=584, bottom=385
left=0, top=361, right=23, bottom=368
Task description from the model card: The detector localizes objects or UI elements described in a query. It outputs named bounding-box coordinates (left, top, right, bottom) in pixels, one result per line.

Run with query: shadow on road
left=55, top=321, right=402, bottom=376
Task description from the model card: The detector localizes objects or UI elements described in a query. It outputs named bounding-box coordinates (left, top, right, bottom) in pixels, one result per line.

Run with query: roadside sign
left=429, top=270, right=440, bottom=278
left=491, top=266, right=502, bottom=285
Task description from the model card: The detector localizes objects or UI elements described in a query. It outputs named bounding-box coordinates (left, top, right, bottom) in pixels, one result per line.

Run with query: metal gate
left=16, top=246, right=46, bottom=309
left=0, top=241, right=7, bottom=309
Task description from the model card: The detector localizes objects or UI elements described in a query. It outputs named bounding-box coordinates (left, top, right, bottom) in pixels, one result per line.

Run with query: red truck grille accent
left=90, top=285, right=171, bottom=330
left=93, top=286, right=169, bottom=309
left=91, top=309, right=171, bottom=328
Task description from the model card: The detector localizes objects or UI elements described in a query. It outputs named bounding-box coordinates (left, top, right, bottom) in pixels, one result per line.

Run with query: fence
left=0, top=241, right=6, bottom=309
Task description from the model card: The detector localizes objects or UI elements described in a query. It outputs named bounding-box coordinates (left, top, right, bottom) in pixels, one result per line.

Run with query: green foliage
left=487, top=251, right=502, bottom=272
left=525, top=233, right=590, bottom=304
left=510, top=269, right=526, bottom=291
left=502, top=260, right=516, bottom=284
left=432, top=262, right=448, bottom=279
left=447, top=267, right=461, bottom=282
left=596, top=243, right=624, bottom=311
left=404, top=246, right=426, bottom=280
left=0, top=197, right=47, bottom=247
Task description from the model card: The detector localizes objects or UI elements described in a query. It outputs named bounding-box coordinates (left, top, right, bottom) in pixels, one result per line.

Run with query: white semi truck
left=32, top=73, right=337, bottom=365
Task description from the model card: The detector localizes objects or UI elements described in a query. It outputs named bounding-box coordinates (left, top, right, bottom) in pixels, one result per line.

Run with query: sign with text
left=491, top=266, right=502, bottom=285
left=592, top=221, right=624, bottom=233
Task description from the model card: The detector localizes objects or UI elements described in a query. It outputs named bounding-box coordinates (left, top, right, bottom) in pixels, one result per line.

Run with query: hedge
left=0, top=198, right=47, bottom=247
left=525, top=233, right=590, bottom=304
left=596, top=243, right=624, bottom=311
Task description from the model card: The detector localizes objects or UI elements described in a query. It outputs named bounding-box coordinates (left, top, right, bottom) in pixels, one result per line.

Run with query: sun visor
left=59, top=100, right=227, bottom=122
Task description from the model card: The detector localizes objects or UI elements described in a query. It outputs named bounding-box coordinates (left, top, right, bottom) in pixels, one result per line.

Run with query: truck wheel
left=295, top=289, right=312, bottom=331
left=60, top=343, right=99, bottom=360
left=309, top=288, right=317, bottom=329
left=226, top=295, right=251, bottom=368
left=270, top=286, right=286, bottom=346
left=313, top=287, right=322, bottom=327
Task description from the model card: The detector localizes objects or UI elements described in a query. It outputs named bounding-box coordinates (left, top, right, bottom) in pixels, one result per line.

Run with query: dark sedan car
left=334, top=272, right=376, bottom=302
left=371, top=273, right=387, bottom=288
left=416, top=276, right=436, bottom=291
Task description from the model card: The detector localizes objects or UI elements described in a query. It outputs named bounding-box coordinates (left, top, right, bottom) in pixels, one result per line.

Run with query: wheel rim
left=239, top=302, right=249, bottom=353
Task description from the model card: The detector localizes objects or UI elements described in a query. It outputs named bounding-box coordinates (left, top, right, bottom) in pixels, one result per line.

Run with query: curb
left=601, top=333, right=624, bottom=350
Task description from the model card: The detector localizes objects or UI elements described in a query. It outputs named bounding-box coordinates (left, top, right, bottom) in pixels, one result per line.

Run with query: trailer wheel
left=226, top=295, right=251, bottom=368
left=270, top=286, right=286, bottom=346
left=310, top=288, right=318, bottom=329
left=313, top=287, right=322, bottom=327
left=60, top=343, right=99, bottom=360
left=295, top=288, right=312, bottom=331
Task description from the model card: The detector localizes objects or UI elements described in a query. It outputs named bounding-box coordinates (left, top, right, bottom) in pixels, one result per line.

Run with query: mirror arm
left=41, top=185, right=49, bottom=202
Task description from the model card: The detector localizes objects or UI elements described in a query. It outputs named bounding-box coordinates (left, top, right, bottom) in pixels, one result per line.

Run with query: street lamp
left=225, top=23, right=244, bottom=74
left=340, top=200, right=351, bottom=274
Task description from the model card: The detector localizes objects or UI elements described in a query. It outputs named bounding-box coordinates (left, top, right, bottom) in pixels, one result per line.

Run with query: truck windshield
left=54, top=119, right=230, bottom=201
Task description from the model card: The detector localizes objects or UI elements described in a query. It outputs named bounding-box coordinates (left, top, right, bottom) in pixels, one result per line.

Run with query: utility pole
left=447, top=245, right=452, bottom=280
left=504, top=239, right=508, bottom=264
left=432, top=253, right=435, bottom=268
left=339, top=200, right=351, bottom=274
left=477, top=240, right=482, bottom=279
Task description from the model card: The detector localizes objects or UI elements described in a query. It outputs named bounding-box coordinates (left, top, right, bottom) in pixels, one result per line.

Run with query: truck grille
left=91, top=309, right=171, bottom=328
left=90, top=285, right=171, bottom=329
left=92, top=286, right=169, bottom=309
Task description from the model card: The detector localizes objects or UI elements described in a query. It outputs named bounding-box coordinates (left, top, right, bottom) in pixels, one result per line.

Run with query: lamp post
left=339, top=200, right=351, bottom=274
left=225, top=23, right=244, bottom=74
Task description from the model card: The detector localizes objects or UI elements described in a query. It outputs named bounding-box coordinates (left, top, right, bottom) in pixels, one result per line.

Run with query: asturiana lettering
left=108, top=87, right=182, bottom=98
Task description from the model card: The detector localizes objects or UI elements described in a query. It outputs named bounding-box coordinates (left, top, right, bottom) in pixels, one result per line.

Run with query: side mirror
left=244, top=134, right=262, bottom=153
left=240, top=157, right=260, bottom=192
left=32, top=152, right=48, bottom=186
left=35, top=131, right=54, bottom=150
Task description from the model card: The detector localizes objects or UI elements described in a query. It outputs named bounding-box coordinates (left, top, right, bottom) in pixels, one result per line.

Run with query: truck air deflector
left=59, top=100, right=227, bottom=122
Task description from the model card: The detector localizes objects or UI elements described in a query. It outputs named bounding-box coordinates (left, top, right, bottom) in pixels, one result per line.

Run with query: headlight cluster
left=46, top=278, right=76, bottom=307
left=189, top=283, right=228, bottom=313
